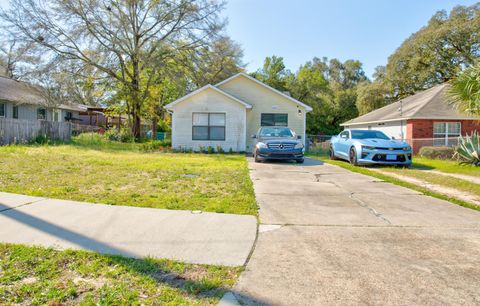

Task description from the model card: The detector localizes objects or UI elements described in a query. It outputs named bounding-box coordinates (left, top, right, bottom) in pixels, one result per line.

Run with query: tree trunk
left=152, top=116, right=158, bottom=140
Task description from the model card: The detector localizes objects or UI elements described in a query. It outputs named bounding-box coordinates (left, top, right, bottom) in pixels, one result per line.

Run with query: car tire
left=254, top=150, right=261, bottom=163
left=296, top=158, right=304, bottom=164
left=349, top=147, right=358, bottom=166
left=329, top=145, right=337, bottom=160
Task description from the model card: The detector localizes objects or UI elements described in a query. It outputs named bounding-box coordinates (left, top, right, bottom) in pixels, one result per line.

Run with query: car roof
left=346, top=129, right=384, bottom=133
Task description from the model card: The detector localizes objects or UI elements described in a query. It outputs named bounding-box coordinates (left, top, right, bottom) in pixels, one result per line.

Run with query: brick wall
left=406, top=119, right=480, bottom=153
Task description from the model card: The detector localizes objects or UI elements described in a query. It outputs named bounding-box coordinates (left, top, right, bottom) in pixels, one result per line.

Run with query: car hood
left=258, top=137, right=300, bottom=144
left=357, top=138, right=409, bottom=148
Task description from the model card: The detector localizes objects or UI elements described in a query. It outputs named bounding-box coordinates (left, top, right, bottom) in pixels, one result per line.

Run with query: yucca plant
left=455, top=131, right=480, bottom=166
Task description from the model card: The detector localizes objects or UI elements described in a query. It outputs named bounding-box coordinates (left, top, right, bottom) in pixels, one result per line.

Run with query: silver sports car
left=330, top=129, right=412, bottom=166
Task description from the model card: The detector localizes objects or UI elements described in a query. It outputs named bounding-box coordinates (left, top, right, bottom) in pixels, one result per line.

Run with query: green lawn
left=0, top=136, right=257, bottom=215
left=412, top=156, right=480, bottom=177
left=309, top=152, right=480, bottom=212
left=0, top=243, right=241, bottom=305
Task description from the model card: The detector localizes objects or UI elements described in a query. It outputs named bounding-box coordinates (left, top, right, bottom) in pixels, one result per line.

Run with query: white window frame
left=53, top=109, right=62, bottom=122
left=192, top=112, right=226, bottom=141
left=433, top=122, right=461, bottom=146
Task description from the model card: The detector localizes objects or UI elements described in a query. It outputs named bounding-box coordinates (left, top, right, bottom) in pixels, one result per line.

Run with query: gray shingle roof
left=342, top=84, right=479, bottom=126
left=0, top=76, right=87, bottom=112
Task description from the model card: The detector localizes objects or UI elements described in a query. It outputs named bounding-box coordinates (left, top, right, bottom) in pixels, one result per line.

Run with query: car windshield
left=259, top=127, right=295, bottom=138
left=351, top=130, right=390, bottom=140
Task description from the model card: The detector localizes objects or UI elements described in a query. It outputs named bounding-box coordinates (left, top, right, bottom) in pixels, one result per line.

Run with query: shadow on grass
left=0, top=203, right=270, bottom=304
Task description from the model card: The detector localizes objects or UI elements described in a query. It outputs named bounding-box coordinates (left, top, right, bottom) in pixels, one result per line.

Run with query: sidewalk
left=0, top=192, right=257, bottom=266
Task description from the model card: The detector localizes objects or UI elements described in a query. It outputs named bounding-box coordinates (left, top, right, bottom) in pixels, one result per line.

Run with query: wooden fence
left=0, top=117, right=72, bottom=145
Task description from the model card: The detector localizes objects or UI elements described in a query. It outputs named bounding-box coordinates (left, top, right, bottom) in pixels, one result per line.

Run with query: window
left=261, top=113, right=288, bottom=127
left=12, top=106, right=18, bottom=119
left=351, top=130, right=390, bottom=140
left=65, top=112, right=73, bottom=121
left=37, top=108, right=46, bottom=120
left=259, top=127, right=295, bottom=138
left=192, top=113, right=225, bottom=141
left=53, top=110, right=60, bottom=122
left=0, top=103, right=5, bottom=117
left=339, top=131, right=349, bottom=139
left=433, top=122, right=461, bottom=146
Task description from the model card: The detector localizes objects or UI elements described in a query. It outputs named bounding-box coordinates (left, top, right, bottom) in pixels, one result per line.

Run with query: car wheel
left=329, top=145, right=337, bottom=160
left=296, top=158, right=304, bottom=164
left=254, top=150, right=261, bottom=163
left=349, top=147, right=358, bottom=166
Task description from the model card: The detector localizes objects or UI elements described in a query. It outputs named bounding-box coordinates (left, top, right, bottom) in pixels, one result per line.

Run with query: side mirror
left=251, top=134, right=257, bottom=139
left=391, top=136, right=396, bottom=140
left=297, top=135, right=302, bottom=139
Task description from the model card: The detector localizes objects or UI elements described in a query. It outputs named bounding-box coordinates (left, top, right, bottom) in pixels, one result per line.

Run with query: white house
left=0, top=76, right=86, bottom=122
left=165, top=73, right=312, bottom=152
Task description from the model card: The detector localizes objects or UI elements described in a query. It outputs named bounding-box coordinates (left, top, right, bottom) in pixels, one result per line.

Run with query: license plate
left=386, top=154, right=397, bottom=161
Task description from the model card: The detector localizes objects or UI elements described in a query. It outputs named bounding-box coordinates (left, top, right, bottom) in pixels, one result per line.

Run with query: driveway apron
left=233, top=158, right=480, bottom=305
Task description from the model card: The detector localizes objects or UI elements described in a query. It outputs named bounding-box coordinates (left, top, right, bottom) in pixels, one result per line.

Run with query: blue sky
left=1, top=0, right=478, bottom=78
left=225, top=0, right=478, bottom=77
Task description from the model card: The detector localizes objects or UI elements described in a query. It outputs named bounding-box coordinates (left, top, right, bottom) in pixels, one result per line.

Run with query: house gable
left=165, top=84, right=252, bottom=110
left=216, top=73, right=312, bottom=112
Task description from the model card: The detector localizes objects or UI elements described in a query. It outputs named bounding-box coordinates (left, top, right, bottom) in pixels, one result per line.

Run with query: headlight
left=362, top=145, right=376, bottom=150
left=294, top=143, right=304, bottom=149
left=257, top=142, right=267, bottom=149
left=402, top=146, right=411, bottom=151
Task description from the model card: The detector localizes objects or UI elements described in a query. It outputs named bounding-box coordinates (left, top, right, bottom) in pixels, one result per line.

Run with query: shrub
left=207, top=146, right=215, bottom=154
left=216, top=146, right=224, bottom=153
left=33, top=134, right=52, bottom=145
left=418, top=146, right=455, bottom=159
left=455, top=131, right=480, bottom=166
left=140, top=139, right=172, bottom=152
left=105, top=129, right=134, bottom=143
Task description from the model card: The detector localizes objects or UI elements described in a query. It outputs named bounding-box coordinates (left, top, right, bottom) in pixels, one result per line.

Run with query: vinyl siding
left=218, top=76, right=307, bottom=151
left=0, top=101, right=79, bottom=122
left=169, top=87, right=247, bottom=152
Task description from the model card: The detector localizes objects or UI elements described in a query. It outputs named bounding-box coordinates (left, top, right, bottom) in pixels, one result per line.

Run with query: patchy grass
left=309, top=153, right=480, bottom=212
left=412, top=156, right=480, bottom=176
left=379, top=167, right=480, bottom=199
left=0, top=243, right=241, bottom=305
left=0, top=137, right=257, bottom=215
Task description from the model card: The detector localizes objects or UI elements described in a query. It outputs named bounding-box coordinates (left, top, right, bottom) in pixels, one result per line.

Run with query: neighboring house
left=341, top=84, right=480, bottom=153
left=0, top=76, right=86, bottom=122
left=165, top=72, right=312, bottom=152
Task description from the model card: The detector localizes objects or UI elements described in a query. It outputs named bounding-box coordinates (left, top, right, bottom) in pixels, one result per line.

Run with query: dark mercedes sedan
left=252, top=127, right=304, bottom=163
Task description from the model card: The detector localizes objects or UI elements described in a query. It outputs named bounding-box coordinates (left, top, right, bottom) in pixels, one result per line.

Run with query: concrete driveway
left=0, top=192, right=256, bottom=266
left=233, top=158, right=480, bottom=305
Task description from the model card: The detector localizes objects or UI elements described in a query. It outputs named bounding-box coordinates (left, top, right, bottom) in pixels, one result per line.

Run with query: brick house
left=341, top=84, right=480, bottom=153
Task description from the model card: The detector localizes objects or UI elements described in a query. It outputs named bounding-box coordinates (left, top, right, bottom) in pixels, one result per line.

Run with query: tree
left=0, top=33, right=39, bottom=80
left=355, top=66, right=393, bottom=115
left=1, top=0, right=226, bottom=138
left=284, top=57, right=367, bottom=135
left=449, top=61, right=480, bottom=115
left=251, top=55, right=290, bottom=91
left=188, top=36, right=244, bottom=87
left=356, top=80, right=390, bottom=115
left=385, top=3, right=480, bottom=98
